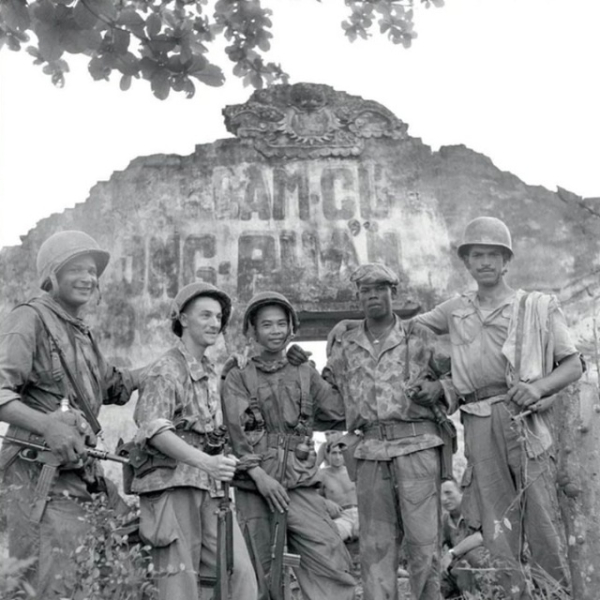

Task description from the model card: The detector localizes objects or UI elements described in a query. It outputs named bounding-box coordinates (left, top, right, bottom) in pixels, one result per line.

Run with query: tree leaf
left=120, top=74, right=132, bottom=91
left=1, top=0, right=31, bottom=32
left=117, top=7, right=145, bottom=37
left=150, top=68, right=170, bottom=99
left=189, top=63, right=224, bottom=87
left=113, top=28, right=130, bottom=54
left=93, top=0, right=118, bottom=21
left=73, top=1, right=99, bottom=30
left=35, top=24, right=63, bottom=61
left=146, top=12, right=162, bottom=38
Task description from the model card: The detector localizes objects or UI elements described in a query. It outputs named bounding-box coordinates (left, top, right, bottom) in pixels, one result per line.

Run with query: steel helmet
left=242, top=291, right=299, bottom=337
left=170, top=282, right=232, bottom=336
left=457, top=217, right=513, bottom=258
left=37, top=230, right=110, bottom=291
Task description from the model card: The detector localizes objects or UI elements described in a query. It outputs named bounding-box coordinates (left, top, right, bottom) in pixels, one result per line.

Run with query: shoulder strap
left=403, top=320, right=414, bottom=382
left=297, top=363, right=313, bottom=425
left=20, top=303, right=102, bottom=434
left=239, top=361, right=265, bottom=428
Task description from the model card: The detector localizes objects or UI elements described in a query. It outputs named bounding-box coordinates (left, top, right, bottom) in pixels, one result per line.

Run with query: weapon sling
left=22, top=303, right=102, bottom=434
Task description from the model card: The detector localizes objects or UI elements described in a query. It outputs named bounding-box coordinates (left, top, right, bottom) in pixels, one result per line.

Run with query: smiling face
left=180, top=296, right=223, bottom=350
left=54, top=254, right=98, bottom=312
left=463, top=244, right=510, bottom=287
left=356, top=282, right=395, bottom=320
left=253, top=304, right=290, bottom=354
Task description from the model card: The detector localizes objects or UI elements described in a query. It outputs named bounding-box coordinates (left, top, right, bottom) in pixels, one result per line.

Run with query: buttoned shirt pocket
left=139, top=490, right=180, bottom=548
left=449, top=307, right=479, bottom=345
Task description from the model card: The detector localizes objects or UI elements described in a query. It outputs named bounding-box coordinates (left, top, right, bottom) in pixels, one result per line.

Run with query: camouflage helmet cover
left=36, top=230, right=110, bottom=290
left=170, top=282, right=232, bottom=335
left=242, top=291, right=299, bottom=337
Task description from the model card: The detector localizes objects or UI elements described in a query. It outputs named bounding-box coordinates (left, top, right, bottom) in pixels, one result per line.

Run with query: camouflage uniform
left=325, top=315, right=453, bottom=600
left=134, top=339, right=257, bottom=600
left=222, top=357, right=357, bottom=600
left=415, top=291, right=577, bottom=596
left=0, top=294, right=136, bottom=599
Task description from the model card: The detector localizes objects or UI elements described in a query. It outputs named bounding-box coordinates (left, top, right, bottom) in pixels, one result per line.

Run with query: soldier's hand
left=441, top=551, right=454, bottom=572
left=206, top=454, right=239, bottom=482
left=507, top=382, right=542, bottom=408
left=286, top=344, right=311, bottom=366
left=326, top=320, right=360, bottom=357
left=222, top=352, right=249, bottom=379
left=253, top=471, right=289, bottom=513
left=409, top=380, right=443, bottom=407
left=323, top=498, right=343, bottom=519
left=40, top=415, right=87, bottom=466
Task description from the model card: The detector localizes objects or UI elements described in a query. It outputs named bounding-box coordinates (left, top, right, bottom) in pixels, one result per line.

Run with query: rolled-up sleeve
left=0, top=309, right=37, bottom=409
left=133, top=373, right=179, bottom=443
left=414, top=302, right=452, bottom=336
left=550, top=299, right=578, bottom=363
left=103, top=366, right=137, bottom=406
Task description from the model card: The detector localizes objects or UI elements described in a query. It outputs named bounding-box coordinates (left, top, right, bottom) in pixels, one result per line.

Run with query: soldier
left=440, top=478, right=488, bottom=599
left=132, top=282, right=257, bottom=600
left=222, top=291, right=357, bottom=600
left=320, top=264, right=454, bottom=600
left=318, top=438, right=359, bottom=542
left=0, top=230, right=143, bottom=599
left=412, top=216, right=582, bottom=598
left=328, top=220, right=583, bottom=597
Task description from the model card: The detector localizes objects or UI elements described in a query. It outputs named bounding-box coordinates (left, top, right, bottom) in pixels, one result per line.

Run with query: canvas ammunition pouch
left=117, top=429, right=215, bottom=494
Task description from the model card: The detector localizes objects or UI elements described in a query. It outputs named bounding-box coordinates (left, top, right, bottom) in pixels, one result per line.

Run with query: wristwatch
left=448, top=548, right=456, bottom=558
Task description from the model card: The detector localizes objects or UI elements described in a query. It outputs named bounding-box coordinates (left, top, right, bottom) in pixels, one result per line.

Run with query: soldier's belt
left=461, top=384, right=509, bottom=404
left=265, top=432, right=307, bottom=451
left=361, top=420, right=438, bottom=441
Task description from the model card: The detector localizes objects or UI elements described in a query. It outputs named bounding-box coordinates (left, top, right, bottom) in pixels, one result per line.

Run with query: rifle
left=0, top=433, right=130, bottom=465
left=198, top=432, right=235, bottom=598
left=267, top=434, right=302, bottom=600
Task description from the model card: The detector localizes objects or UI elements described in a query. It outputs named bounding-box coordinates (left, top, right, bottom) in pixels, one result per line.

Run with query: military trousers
left=139, top=486, right=257, bottom=600
left=235, top=485, right=356, bottom=600
left=461, top=403, right=569, bottom=599
left=356, top=448, right=442, bottom=600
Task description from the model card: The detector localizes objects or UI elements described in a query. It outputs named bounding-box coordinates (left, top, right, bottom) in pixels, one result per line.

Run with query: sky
left=1, top=0, right=600, bottom=250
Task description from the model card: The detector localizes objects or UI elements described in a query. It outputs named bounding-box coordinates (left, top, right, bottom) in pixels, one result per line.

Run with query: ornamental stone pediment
left=223, top=83, right=408, bottom=159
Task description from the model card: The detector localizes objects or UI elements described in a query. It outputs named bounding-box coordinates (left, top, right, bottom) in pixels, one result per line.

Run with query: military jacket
left=324, top=316, right=452, bottom=460
left=133, top=340, right=223, bottom=495
left=0, top=294, right=136, bottom=498
left=222, top=358, right=345, bottom=489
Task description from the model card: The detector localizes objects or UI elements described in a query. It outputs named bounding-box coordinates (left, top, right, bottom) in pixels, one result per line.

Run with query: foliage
left=61, top=495, right=157, bottom=600
left=0, top=0, right=444, bottom=99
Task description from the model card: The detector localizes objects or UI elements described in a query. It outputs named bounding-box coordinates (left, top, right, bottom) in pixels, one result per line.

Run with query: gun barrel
left=0, top=434, right=130, bottom=465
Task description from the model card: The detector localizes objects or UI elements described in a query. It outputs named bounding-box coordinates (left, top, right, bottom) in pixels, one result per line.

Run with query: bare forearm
left=452, top=532, right=483, bottom=557
left=150, top=430, right=213, bottom=472
left=533, top=354, right=582, bottom=397
left=0, top=399, right=54, bottom=436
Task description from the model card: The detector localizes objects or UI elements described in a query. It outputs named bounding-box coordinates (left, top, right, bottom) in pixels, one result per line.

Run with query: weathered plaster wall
left=2, top=84, right=598, bottom=365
